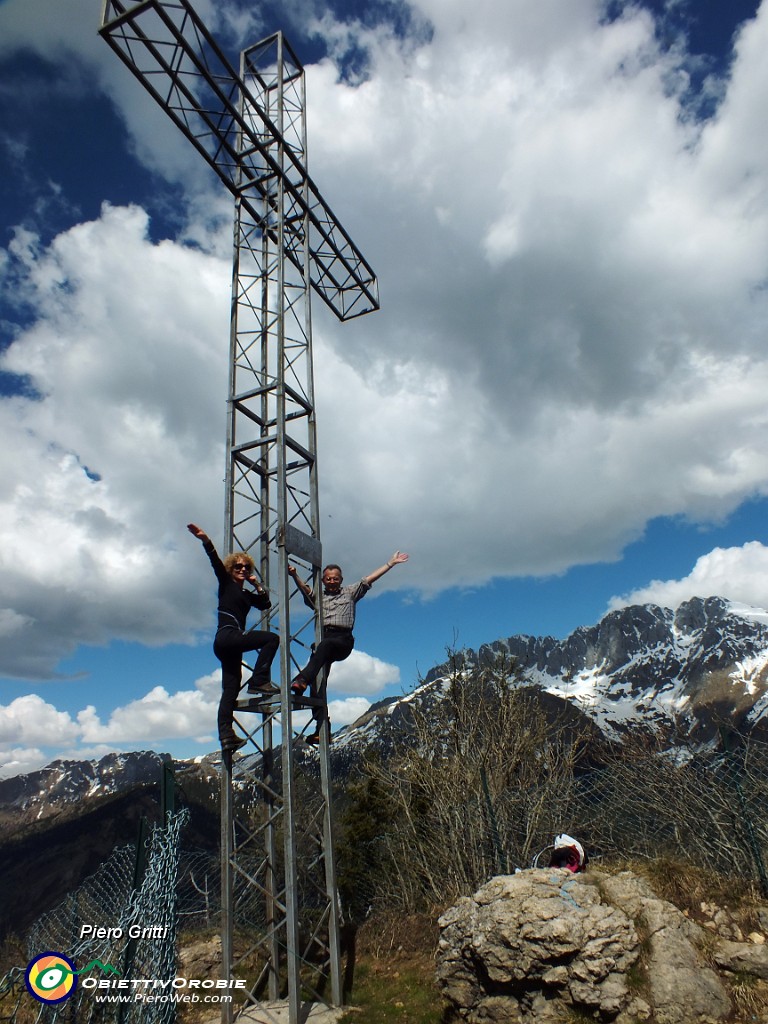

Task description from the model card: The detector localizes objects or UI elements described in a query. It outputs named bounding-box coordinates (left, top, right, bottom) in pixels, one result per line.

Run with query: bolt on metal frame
left=99, top=3, right=379, bottom=1022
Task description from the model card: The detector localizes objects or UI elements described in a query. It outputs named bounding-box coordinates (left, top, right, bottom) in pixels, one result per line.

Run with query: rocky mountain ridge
left=332, top=595, right=768, bottom=761
left=0, top=750, right=172, bottom=823
left=4, top=596, right=768, bottom=830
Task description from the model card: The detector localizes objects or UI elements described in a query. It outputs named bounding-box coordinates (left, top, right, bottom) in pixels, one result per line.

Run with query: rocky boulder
left=437, top=869, right=733, bottom=1024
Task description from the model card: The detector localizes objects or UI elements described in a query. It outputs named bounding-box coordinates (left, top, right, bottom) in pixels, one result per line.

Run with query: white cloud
left=609, top=541, right=768, bottom=613
left=314, top=334, right=768, bottom=591
left=0, top=695, right=79, bottom=747
left=325, top=648, right=400, bottom=695
left=0, top=608, right=33, bottom=637
left=0, top=747, right=49, bottom=780
left=0, top=660, right=381, bottom=775
left=300, top=2, right=768, bottom=598
left=0, top=0, right=251, bottom=198
left=78, top=684, right=216, bottom=743
left=327, top=696, right=372, bottom=727
left=0, top=683, right=218, bottom=761
left=0, top=0, right=768, bottom=677
left=290, top=696, right=373, bottom=732
left=194, top=669, right=223, bottom=701
left=0, top=204, right=229, bottom=677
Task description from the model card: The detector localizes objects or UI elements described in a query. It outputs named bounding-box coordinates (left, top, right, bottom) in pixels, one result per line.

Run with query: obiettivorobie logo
left=25, top=952, right=120, bottom=1004
left=23, top=951, right=247, bottom=1006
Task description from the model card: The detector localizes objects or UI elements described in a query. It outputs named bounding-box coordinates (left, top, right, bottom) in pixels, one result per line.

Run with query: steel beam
left=100, top=0, right=379, bottom=320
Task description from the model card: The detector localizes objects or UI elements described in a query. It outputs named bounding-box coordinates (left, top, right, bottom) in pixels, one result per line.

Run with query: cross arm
left=100, top=0, right=379, bottom=321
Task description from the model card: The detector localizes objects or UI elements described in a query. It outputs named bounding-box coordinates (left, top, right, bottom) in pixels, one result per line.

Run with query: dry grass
left=602, top=856, right=764, bottom=918
left=335, top=910, right=444, bottom=1024
left=727, top=972, right=768, bottom=1021
left=0, top=935, right=26, bottom=979
left=354, top=910, right=442, bottom=961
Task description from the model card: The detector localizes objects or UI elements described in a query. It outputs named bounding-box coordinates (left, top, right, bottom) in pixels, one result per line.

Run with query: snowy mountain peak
left=0, top=750, right=172, bottom=820
left=334, top=596, right=768, bottom=759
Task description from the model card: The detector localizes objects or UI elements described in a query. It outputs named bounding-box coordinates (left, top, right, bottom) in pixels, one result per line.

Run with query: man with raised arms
left=288, top=551, right=409, bottom=744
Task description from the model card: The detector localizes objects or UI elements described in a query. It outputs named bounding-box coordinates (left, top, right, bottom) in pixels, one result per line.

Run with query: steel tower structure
left=99, top=3, right=379, bottom=1021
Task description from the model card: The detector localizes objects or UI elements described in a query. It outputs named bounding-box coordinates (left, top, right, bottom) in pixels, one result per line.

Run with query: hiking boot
left=247, top=680, right=279, bottom=695
left=221, top=734, right=247, bottom=752
left=305, top=721, right=331, bottom=746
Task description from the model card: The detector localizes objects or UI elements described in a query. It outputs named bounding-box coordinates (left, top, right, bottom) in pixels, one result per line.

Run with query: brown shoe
left=221, top=735, right=247, bottom=752
left=305, top=723, right=332, bottom=746
left=247, top=680, right=279, bottom=695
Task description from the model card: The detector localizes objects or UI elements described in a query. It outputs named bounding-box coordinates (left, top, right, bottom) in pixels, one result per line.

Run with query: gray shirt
left=305, top=579, right=371, bottom=630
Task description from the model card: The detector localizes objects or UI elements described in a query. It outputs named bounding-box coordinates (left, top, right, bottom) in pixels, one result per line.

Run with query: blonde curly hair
left=223, top=551, right=255, bottom=575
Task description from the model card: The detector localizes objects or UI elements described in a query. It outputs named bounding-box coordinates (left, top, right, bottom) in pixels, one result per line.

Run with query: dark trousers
left=299, top=628, right=354, bottom=727
left=214, top=627, right=279, bottom=739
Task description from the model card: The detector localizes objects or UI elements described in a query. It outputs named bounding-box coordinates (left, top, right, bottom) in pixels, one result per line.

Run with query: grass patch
left=339, top=956, right=443, bottom=1024
left=727, top=971, right=768, bottom=1021
left=624, top=959, right=648, bottom=996
left=565, top=1009, right=599, bottom=1024
left=354, top=910, right=442, bottom=960
left=339, top=911, right=444, bottom=1023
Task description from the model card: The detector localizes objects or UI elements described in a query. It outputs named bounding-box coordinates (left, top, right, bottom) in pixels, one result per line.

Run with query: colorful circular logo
left=25, top=952, right=78, bottom=1004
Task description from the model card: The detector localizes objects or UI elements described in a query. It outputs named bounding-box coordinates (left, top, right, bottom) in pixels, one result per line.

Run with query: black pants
left=214, top=626, right=279, bottom=739
left=299, top=628, right=354, bottom=726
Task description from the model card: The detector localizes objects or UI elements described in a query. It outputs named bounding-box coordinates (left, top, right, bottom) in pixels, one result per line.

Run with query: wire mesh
left=342, top=736, right=768, bottom=915
left=1, top=810, right=189, bottom=1024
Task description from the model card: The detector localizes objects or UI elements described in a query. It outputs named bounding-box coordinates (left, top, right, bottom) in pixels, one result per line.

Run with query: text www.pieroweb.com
left=86, top=978, right=245, bottom=1004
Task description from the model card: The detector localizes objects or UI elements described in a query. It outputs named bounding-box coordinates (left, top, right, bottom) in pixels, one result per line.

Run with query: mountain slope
left=332, top=596, right=768, bottom=763
left=4, top=594, right=768, bottom=936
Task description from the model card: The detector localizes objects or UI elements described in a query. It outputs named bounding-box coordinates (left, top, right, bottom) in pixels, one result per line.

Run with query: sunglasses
left=233, top=563, right=251, bottom=572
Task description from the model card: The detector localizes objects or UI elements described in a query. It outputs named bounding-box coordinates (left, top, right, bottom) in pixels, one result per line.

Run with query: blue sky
left=2, top=0, right=768, bottom=777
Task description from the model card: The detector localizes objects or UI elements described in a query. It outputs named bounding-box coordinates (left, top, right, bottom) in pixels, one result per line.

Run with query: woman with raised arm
left=187, top=523, right=279, bottom=752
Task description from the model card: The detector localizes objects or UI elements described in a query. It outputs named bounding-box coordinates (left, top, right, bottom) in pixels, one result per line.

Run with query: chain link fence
left=343, top=720, right=768, bottom=916
left=176, top=851, right=220, bottom=933
left=567, top=741, right=768, bottom=882
left=487, top=740, right=768, bottom=882
left=1, top=809, right=189, bottom=1024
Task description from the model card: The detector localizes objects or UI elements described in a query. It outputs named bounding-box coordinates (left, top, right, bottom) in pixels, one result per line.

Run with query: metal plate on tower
left=280, top=524, right=322, bottom=567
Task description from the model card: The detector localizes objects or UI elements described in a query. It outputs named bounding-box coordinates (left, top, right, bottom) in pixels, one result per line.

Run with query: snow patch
left=727, top=601, right=768, bottom=626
